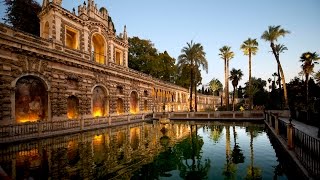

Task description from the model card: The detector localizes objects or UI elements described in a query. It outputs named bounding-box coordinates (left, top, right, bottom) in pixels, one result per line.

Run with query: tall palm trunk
left=305, top=73, right=310, bottom=121
left=305, top=73, right=309, bottom=108
left=195, top=78, right=198, bottom=112
left=250, top=130, right=254, bottom=178
left=190, top=63, right=194, bottom=112
left=225, top=59, right=230, bottom=110
left=232, top=86, right=236, bottom=111
left=248, top=51, right=252, bottom=110
left=277, top=65, right=283, bottom=109
left=271, top=43, right=288, bottom=108
left=224, top=59, right=228, bottom=107
left=226, top=126, right=231, bottom=161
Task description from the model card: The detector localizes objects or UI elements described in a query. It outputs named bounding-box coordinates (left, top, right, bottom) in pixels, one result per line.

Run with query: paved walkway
left=279, top=117, right=319, bottom=140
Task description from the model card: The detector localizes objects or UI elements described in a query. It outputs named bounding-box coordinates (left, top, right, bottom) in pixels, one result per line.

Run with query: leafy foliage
left=177, top=41, right=207, bottom=111
left=128, top=36, right=158, bottom=74
left=3, top=0, right=41, bottom=36
left=128, top=37, right=177, bottom=83
left=209, top=78, right=223, bottom=96
left=300, top=52, right=319, bottom=82
left=244, top=77, right=268, bottom=107
left=176, top=64, right=202, bottom=89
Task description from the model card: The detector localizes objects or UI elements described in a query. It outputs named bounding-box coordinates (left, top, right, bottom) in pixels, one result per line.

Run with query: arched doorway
left=67, top=95, right=79, bottom=119
left=15, top=76, right=48, bottom=123
left=92, top=33, right=105, bottom=64
left=130, top=91, right=139, bottom=114
left=92, top=86, right=108, bottom=117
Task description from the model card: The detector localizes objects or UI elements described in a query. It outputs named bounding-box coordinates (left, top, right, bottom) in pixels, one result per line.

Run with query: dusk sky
left=1, top=0, right=319, bottom=88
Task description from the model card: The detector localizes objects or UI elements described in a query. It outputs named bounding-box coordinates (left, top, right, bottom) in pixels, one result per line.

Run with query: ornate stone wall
left=0, top=1, right=214, bottom=125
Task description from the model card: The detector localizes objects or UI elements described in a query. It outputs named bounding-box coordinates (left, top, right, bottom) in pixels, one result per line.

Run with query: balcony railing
left=0, top=113, right=153, bottom=144
left=91, top=51, right=106, bottom=64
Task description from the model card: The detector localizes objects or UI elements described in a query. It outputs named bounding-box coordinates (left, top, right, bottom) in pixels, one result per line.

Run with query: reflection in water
left=0, top=121, right=290, bottom=179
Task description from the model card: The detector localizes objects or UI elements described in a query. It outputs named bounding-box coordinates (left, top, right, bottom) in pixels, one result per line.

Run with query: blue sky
left=1, top=0, right=319, bottom=88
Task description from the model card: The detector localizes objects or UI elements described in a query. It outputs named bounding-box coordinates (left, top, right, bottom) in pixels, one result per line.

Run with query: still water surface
left=0, top=121, right=289, bottom=179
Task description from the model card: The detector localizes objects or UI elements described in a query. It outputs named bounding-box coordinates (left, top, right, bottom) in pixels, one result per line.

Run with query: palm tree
left=274, top=44, right=288, bottom=109
left=240, top=38, right=258, bottom=110
left=300, top=52, right=319, bottom=109
left=245, top=127, right=262, bottom=180
left=219, top=46, right=234, bottom=110
left=315, top=70, right=320, bottom=85
left=223, top=125, right=236, bottom=178
left=178, top=41, right=207, bottom=112
left=209, top=78, right=223, bottom=110
left=261, top=25, right=290, bottom=108
left=229, top=68, right=243, bottom=111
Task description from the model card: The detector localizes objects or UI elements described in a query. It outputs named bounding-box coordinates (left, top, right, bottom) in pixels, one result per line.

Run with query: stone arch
left=130, top=91, right=139, bottom=114
left=92, top=85, right=109, bottom=117
left=67, top=95, right=79, bottom=119
left=14, top=75, right=48, bottom=123
left=91, top=33, right=106, bottom=64
left=116, top=98, right=124, bottom=114
left=43, top=21, right=50, bottom=39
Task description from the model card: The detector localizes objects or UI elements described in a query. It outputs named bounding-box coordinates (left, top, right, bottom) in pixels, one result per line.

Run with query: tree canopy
left=3, top=0, right=41, bottom=36
left=128, top=37, right=177, bottom=83
left=209, top=78, right=223, bottom=96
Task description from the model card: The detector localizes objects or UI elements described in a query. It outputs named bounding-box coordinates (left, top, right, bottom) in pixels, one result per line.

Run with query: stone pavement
left=279, top=117, right=319, bottom=140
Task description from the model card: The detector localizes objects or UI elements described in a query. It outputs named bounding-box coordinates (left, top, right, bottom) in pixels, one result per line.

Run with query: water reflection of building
left=0, top=0, right=214, bottom=126
left=0, top=121, right=191, bottom=179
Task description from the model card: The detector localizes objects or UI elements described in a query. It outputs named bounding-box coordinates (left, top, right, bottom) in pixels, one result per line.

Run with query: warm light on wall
left=17, top=113, right=40, bottom=123
left=65, top=26, right=79, bottom=49
left=93, top=108, right=102, bottom=117
left=92, top=34, right=105, bottom=64
left=67, top=110, right=78, bottom=119
left=130, top=109, right=137, bottom=114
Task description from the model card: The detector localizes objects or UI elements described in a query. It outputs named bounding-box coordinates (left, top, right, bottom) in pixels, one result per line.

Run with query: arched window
left=15, top=76, right=47, bottom=123
left=92, top=86, right=108, bottom=117
left=92, top=34, right=105, bottom=64
left=67, top=95, right=79, bottom=119
left=130, top=91, right=139, bottom=114
left=116, top=98, right=124, bottom=114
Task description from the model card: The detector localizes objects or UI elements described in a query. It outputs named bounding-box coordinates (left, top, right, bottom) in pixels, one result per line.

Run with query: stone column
left=275, top=115, right=279, bottom=135
left=269, top=113, right=272, bottom=126
left=287, top=123, right=294, bottom=149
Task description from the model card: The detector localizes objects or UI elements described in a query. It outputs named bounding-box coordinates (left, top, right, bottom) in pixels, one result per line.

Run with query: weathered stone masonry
left=0, top=0, right=214, bottom=125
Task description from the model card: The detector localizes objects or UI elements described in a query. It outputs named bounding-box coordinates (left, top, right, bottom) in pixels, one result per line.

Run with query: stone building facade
left=0, top=0, right=215, bottom=125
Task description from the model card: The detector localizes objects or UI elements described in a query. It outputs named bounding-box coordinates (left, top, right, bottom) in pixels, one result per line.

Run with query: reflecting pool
left=0, top=121, right=291, bottom=179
